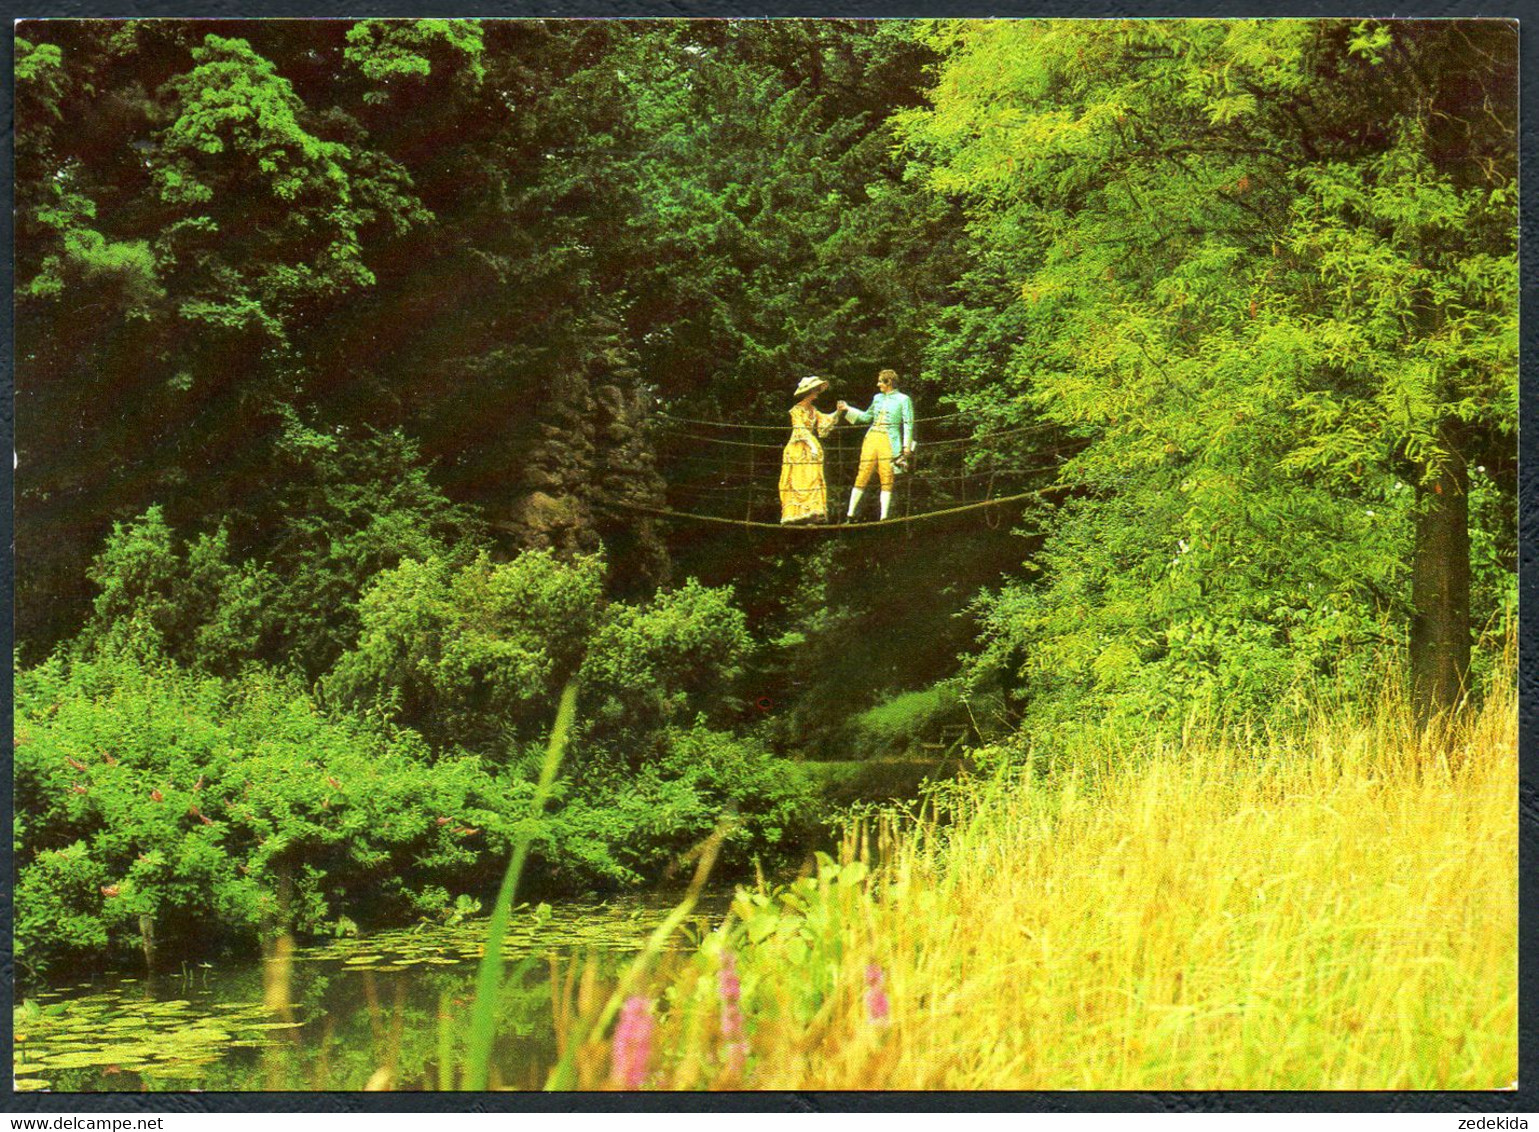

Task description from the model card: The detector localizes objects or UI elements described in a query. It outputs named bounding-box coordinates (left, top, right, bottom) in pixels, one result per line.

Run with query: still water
left=13, top=892, right=731, bottom=1092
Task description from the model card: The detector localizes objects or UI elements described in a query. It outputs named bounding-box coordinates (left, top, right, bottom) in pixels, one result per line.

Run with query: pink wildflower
left=609, top=995, right=653, bottom=1089
left=718, top=951, right=748, bottom=1075
left=864, top=963, right=890, bottom=1025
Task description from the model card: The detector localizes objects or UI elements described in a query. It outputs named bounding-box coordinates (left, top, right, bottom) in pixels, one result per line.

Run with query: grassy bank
left=542, top=668, right=1516, bottom=1090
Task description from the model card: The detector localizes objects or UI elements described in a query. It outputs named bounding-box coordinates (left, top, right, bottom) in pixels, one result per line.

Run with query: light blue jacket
left=845, top=391, right=916, bottom=453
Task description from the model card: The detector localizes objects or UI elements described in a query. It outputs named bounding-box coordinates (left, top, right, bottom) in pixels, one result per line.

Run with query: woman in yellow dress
left=779, top=375, right=841, bottom=524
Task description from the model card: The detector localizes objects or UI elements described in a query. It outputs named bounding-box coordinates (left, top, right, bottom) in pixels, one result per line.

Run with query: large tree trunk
left=1409, top=421, right=1471, bottom=727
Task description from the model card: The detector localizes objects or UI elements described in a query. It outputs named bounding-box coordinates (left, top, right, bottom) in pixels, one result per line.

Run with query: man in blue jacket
left=838, top=368, right=916, bottom=522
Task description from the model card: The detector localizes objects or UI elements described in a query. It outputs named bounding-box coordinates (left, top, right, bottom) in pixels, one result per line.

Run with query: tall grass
left=550, top=660, right=1516, bottom=1090
left=461, top=679, right=578, bottom=1091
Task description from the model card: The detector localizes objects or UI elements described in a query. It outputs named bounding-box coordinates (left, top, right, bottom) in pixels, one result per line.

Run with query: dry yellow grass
left=599, top=667, right=1517, bottom=1091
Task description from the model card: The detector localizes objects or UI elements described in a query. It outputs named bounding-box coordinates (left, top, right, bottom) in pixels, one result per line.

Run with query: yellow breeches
left=855, top=430, right=895, bottom=491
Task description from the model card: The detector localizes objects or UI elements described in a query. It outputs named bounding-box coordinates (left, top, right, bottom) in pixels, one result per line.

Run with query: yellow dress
left=779, top=402, right=838, bottom=524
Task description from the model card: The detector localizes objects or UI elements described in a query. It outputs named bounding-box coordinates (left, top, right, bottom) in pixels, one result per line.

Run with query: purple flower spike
left=610, top=995, right=654, bottom=1089
left=864, top=963, right=890, bottom=1025
left=719, top=951, right=749, bottom=1075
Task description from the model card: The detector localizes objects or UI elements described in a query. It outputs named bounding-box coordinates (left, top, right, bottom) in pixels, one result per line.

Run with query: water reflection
left=13, top=893, right=728, bottom=1092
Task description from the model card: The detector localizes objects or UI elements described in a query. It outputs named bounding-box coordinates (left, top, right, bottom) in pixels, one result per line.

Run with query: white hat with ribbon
left=792, top=375, right=829, bottom=400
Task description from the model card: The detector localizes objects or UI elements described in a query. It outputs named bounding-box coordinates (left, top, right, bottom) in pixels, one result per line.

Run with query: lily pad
left=91, top=1043, right=163, bottom=1060
left=13, top=1077, right=50, bottom=1092
left=162, top=1027, right=232, bottom=1046
left=138, top=1063, right=209, bottom=1080
left=39, top=1050, right=129, bottom=1070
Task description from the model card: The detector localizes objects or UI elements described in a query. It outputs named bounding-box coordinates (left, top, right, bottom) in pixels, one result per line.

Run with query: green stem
left=461, top=679, right=578, bottom=1091
left=543, top=817, right=732, bottom=1090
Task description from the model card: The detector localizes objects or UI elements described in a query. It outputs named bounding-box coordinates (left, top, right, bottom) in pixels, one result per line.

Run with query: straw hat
left=793, top=375, right=829, bottom=400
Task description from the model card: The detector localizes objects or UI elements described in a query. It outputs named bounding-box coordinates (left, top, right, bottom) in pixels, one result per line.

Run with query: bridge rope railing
left=650, top=420, right=1062, bottom=453
left=581, top=407, right=1084, bottom=531
left=600, top=487, right=1059, bottom=531
left=653, top=407, right=975, bottom=431
left=661, top=454, right=1068, bottom=487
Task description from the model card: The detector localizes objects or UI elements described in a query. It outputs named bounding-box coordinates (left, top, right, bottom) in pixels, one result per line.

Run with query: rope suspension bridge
left=600, top=407, right=1080, bottom=533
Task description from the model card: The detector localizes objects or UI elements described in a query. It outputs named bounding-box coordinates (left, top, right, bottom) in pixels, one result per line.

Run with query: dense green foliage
left=894, top=19, right=1517, bottom=744
left=13, top=19, right=1517, bottom=977
left=14, top=652, right=505, bottom=972
left=18, top=525, right=812, bottom=973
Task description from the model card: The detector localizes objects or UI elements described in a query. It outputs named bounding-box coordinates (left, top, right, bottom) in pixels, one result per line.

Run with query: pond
left=13, top=891, right=733, bottom=1093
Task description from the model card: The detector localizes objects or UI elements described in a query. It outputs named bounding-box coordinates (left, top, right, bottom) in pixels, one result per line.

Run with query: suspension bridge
left=606, top=407, right=1079, bottom=532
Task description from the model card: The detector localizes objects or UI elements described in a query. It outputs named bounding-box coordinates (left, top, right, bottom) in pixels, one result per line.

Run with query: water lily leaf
left=138, top=1062, right=208, bottom=1079
left=40, top=1050, right=127, bottom=1069
left=162, top=1027, right=231, bottom=1046
left=13, top=1077, right=50, bottom=1091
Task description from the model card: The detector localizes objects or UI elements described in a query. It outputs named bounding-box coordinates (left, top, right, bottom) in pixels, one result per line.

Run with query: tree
left=896, top=19, right=1516, bottom=731
left=14, top=20, right=676, bottom=651
left=14, top=22, right=434, bottom=650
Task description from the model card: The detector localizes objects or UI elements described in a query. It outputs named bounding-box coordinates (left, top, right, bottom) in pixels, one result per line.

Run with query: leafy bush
left=842, top=684, right=964, bottom=760
left=325, top=550, right=754, bottom=758
left=580, top=578, right=754, bottom=744
left=82, top=506, right=278, bottom=676
left=965, top=476, right=1413, bottom=757
left=13, top=651, right=509, bottom=974
left=261, top=412, right=487, bottom=674
left=543, top=724, right=817, bottom=888
left=324, top=550, right=606, bottom=751
left=78, top=410, right=485, bottom=683
left=321, top=549, right=808, bottom=889
left=18, top=521, right=817, bottom=974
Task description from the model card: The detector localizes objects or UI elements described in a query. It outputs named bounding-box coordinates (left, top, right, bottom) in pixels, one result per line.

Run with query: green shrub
left=325, top=550, right=754, bottom=758
left=15, top=643, right=816, bottom=971
left=524, top=723, right=816, bottom=889
left=324, top=550, right=606, bottom=751
left=843, top=684, right=964, bottom=760
left=13, top=651, right=508, bottom=974
left=82, top=506, right=278, bottom=676
left=580, top=578, right=754, bottom=744
left=262, top=412, right=487, bottom=674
